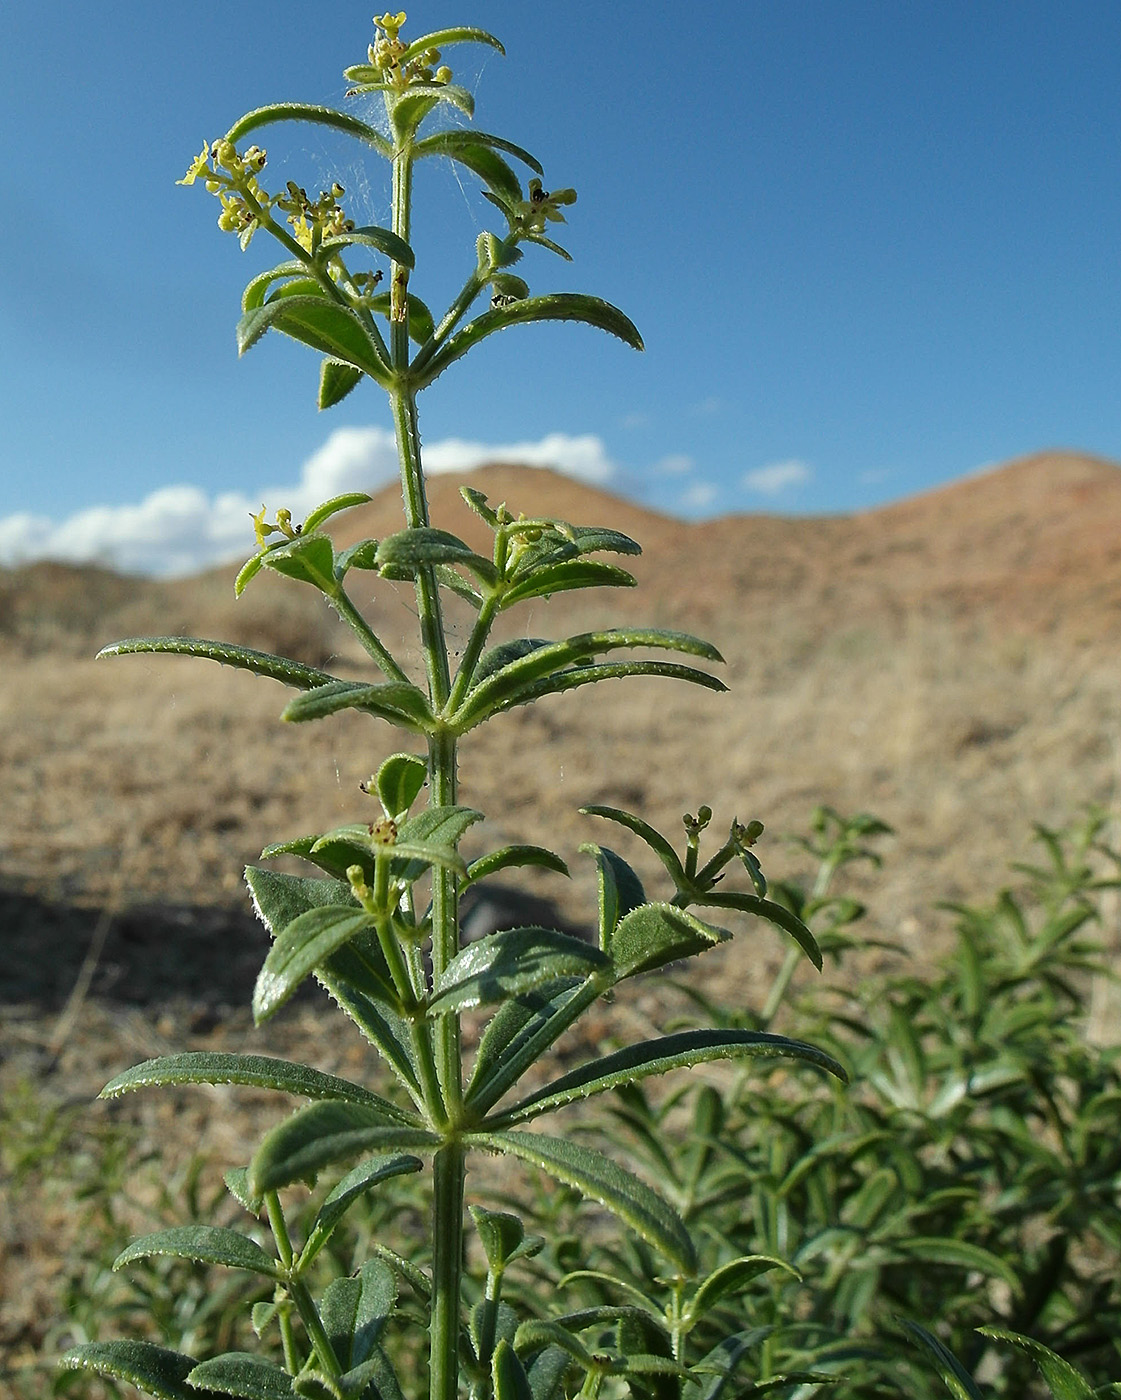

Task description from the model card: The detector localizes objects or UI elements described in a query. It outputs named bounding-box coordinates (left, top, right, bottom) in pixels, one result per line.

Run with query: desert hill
left=2, top=448, right=1120, bottom=1007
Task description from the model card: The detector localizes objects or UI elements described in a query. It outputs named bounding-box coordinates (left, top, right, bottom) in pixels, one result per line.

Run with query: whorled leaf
left=114, top=1226, right=279, bottom=1279
left=97, top=637, right=336, bottom=691
left=580, top=843, right=646, bottom=949
left=300, top=1156, right=423, bottom=1269
left=253, top=905, right=376, bottom=1024
left=237, top=296, right=390, bottom=384
left=500, top=560, right=637, bottom=609
left=376, top=527, right=497, bottom=583
left=462, top=661, right=727, bottom=725
left=977, top=1328, right=1095, bottom=1400
left=186, top=1352, right=294, bottom=1399
left=319, top=357, right=363, bottom=409
left=60, top=1341, right=204, bottom=1400
left=415, top=294, right=643, bottom=388
left=375, top=751, right=428, bottom=820
left=464, top=844, right=570, bottom=885
left=698, top=891, right=823, bottom=971
left=261, top=533, right=336, bottom=591
left=100, top=1053, right=415, bottom=1125
left=430, top=927, right=608, bottom=1015
left=469, top=1130, right=696, bottom=1274
left=225, top=102, right=392, bottom=158
left=581, top=805, right=687, bottom=886
left=248, top=1101, right=439, bottom=1195
left=488, top=1029, right=846, bottom=1128
left=610, top=903, right=730, bottom=979
left=281, top=678, right=434, bottom=731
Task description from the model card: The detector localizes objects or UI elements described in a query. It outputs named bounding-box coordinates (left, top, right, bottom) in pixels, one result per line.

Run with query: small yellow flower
left=177, top=142, right=211, bottom=187
left=251, top=505, right=276, bottom=548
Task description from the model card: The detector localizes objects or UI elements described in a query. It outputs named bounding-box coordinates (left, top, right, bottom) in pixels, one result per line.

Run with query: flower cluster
left=366, top=10, right=452, bottom=89
left=275, top=180, right=356, bottom=255
left=179, top=138, right=271, bottom=249
left=250, top=505, right=300, bottom=549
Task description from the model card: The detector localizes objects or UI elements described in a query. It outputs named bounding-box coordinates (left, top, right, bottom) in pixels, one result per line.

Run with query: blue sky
left=2, top=3, right=1120, bottom=572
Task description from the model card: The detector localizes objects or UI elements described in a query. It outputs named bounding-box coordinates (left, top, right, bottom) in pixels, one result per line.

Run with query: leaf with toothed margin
left=610, top=903, right=729, bottom=979
left=97, top=637, right=336, bottom=691
left=299, top=1156, right=423, bottom=1269
left=100, top=1053, right=416, bottom=1125
left=225, top=102, right=392, bottom=158
left=248, top=1102, right=439, bottom=1195
left=281, top=678, right=433, bottom=730
left=697, top=891, right=823, bottom=971
left=237, top=297, right=390, bottom=384
left=114, top=1227, right=279, bottom=1279
left=469, top=1130, right=695, bottom=1274
left=488, top=1029, right=846, bottom=1128
left=430, top=928, right=607, bottom=1015
left=464, top=844, right=570, bottom=885
left=253, top=905, right=376, bottom=1024
left=59, top=1341, right=204, bottom=1400
left=187, top=1352, right=296, bottom=1399
left=415, top=294, right=643, bottom=388
left=500, top=560, right=637, bottom=609
left=319, top=358, right=363, bottom=408
left=580, top=806, right=688, bottom=886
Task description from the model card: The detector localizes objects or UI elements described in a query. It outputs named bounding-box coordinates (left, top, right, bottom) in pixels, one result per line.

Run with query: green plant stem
left=430, top=1140, right=467, bottom=1400
left=266, top=1192, right=342, bottom=1379
left=447, top=593, right=501, bottom=713
left=330, top=586, right=411, bottom=684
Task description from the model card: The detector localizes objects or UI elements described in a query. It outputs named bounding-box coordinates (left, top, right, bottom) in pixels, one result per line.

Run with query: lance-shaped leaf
left=492, top=1341, right=535, bottom=1400
left=364, top=289, right=436, bottom=345
left=580, top=844, right=646, bottom=949
left=114, top=1226, right=279, bottom=1279
left=282, top=678, right=434, bottom=731
left=509, top=524, right=643, bottom=575
left=98, top=637, right=336, bottom=691
left=611, top=903, right=729, bottom=979
left=452, top=629, right=722, bottom=730
left=316, top=967, right=421, bottom=1100
left=899, top=1321, right=984, bottom=1400
left=243, top=259, right=307, bottom=311
left=399, top=26, right=506, bottom=63
left=687, top=1257, right=800, bottom=1324
left=319, top=358, right=363, bottom=409
left=318, top=224, right=414, bottom=266
left=464, top=661, right=727, bottom=725
left=430, top=928, right=608, bottom=1014
left=977, top=1329, right=1095, bottom=1400
left=302, top=492, right=372, bottom=532
left=466, top=981, right=585, bottom=1106
left=434, top=562, right=483, bottom=608
left=376, top=527, right=497, bottom=583
left=416, top=294, right=643, bottom=388
left=336, top=538, right=381, bottom=577
left=413, top=130, right=525, bottom=204
left=300, top=1156, right=423, bottom=1269
left=225, top=102, right=391, bottom=157
left=891, top=1237, right=1020, bottom=1290
left=697, top=891, right=823, bottom=971
left=500, top=560, right=637, bottom=609
left=472, top=638, right=551, bottom=684
left=100, top=1053, right=415, bottom=1124
left=470, top=1130, right=696, bottom=1274
left=248, top=1101, right=440, bottom=1195
left=489, top=1029, right=846, bottom=1128
left=237, top=297, right=391, bottom=386
left=464, top=844, right=570, bottom=885
left=393, top=805, right=485, bottom=882
left=254, top=905, right=377, bottom=1024
left=306, top=824, right=467, bottom=880
left=581, top=806, right=687, bottom=886
left=60, top=1341, right=203, bottom=1400
left=186, top=1353, right=294, bottom=1399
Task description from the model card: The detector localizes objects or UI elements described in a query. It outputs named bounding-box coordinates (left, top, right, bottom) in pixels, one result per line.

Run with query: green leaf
left=689, top=1257, right=800, bottom=1320
left=490, top=1029, right=846, bottom=1127
left=303, top=493, right=372, bottom=532
left=471, top=1130, right=696, bottom=1274
left=253, top=905, right=376, bottom=1025
left=281, top=679, right=434, bottom=731
left=463, top=660, right=726, bottom=721
left=510, top=524, right=643, bottom=573
left=580, top=843, right=646, bottom=948
left=237, top=297, right=390, bottom=384
left=893, top=1237, right=1020, bottom=1290
left=262, top=532, right=337, bottom=592
left=321, top=1259, right=397, bottom=1366
left=301, top=1156, right=423, bottom=1269
left=394, top=805, right=485, bottom=881
left=611, top=903, right=729, bottom=979
left=526, top=1346, right=573, bottom=1400
left=60, top=1342, right=202, bottom=1400
left=399, top=27, right=506, bottom=63
left=430, top=928, right=608, bottom=1014
left=466, top=982, right=584, bottom=1106
left=186, top=1353, right=295, bottom=1399
left=416, top=294, right=643, bottom=387
left=465, top=844, right=570, bottom=885
left=248, top=1102, right=439, bottom=1195
left=500, top=560, right=637, bottom=608
left=414, top=130, right=525, bottom=204
left=243, top=260, right=306, bottom=311
left=318, top=224, right=415, bottom=267
left=580, top=806, right=687, bottom=885
left=100, top=1053, right=415, bottom=1124
left=336, top=539, right=381, bottom=576
left=452, top=628, right=723, bottom=729
left=493, top=1340, right=535, bottom=1400
left=305, top=823, right=467, bottom=880
left=899, top=1321, right=984, bottom=1400
left=375, top=751, right=428, bottom=820
left=698, top=892, right=823, bottom=971
left=114, top=1226, right=278, bottom=1279
left=469, top=1206, right=542, bottom=1271
left=977, top=1328, right=1095, bottom=1400
left=434, top=562, right=484, bottom=607
left=472, top=639, right=551, bottom=684
left=246, top=867, right=349, bottom=934
left=97, top=637, right=335, bottom=690
left=376, top=526, right=496, bottom=583
left=319, top=358, right=363, bottom=409
left=225, top=102, right=391, bottom=157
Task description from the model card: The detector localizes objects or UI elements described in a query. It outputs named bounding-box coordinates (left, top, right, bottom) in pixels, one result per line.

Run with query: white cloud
left=742, top=458, right=813, bottom=496
left=654, top=453, right=695, bottom=476
left=680, top=481, right=718, bottom=510
left=0, top=429, right=620, bottom=578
